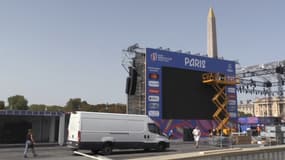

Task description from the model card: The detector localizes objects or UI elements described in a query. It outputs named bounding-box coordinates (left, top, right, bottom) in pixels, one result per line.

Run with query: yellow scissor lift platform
left=202, top=73, right=239, bottom=131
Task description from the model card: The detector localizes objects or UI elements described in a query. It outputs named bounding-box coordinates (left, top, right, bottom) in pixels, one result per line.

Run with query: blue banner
left=145, top=48, right=237, bottom=119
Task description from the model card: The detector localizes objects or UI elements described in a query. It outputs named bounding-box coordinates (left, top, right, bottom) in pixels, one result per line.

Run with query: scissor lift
left=202, top=73, right=239, bottom=131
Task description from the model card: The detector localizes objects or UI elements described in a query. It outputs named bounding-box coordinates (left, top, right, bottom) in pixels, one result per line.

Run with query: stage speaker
left=125, top=68, right=137, bottom=95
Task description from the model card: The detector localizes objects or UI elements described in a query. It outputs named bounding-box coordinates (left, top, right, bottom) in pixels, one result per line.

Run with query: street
left=0, top=141, right=221, bottom=160
left=0, top=146, right=89, bottom=160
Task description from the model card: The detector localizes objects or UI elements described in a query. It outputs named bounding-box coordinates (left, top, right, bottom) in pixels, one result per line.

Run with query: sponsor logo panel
left=149, top=73, right=159, bottom=80
left=148, top=103, right=159, bottom=109
left=227, top=94, right=236, bottom=99
left=227, top=106, right=236, bottom=112
left=148, top=110, right=160, bottom=117
left=148, top=81, right=159, bottom=87
left=227, top=87, right=236, bottom=94
left=228, top=100, right=237, bottom=106
left=229, top=112, right=237, bottom=118
left=148, top=88, right=160, bottom=94
left=226, top=64, right=234, bottom=73
left=148, top=95, right=160, bottom=102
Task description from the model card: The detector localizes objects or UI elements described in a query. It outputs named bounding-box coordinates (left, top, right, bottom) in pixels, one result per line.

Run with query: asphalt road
left=106, top=142, right=219, bottom=160
left=0, top=146, right=90, bottom=160
left=0, top=141, right=222, bottom=160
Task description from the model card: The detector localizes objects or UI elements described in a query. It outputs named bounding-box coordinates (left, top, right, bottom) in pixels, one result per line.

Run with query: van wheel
left=91, top=149, right=99, bottom=154
left=102, top=144, right=112, bottom=155
left=157, top=143, right=166, bottom=152
left=144, top=148, right=150, bottom=152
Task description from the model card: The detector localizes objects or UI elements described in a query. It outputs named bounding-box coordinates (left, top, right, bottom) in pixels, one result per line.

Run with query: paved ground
left=0, top=140, right=262, bottom=160
left=0, top=146, right=90, bottom=160
left=0, top=141, right=221, bottom=160
left=106, top=142, right=219, bottom=160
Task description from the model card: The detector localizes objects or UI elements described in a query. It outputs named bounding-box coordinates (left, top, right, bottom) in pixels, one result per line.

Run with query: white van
left=67, top=111, right=169, bottom=154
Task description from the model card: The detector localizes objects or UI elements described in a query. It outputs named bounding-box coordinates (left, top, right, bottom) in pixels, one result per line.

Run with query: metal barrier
left=128, top=145, right=285, bottom=160
left=209, top=136, right=233, bottom=148
left=192, top=146, right=285, bottom=160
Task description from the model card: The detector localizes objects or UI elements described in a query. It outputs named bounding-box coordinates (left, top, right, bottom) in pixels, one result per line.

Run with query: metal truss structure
left=122, top=44, right=285, bottom=116
left=121, top=43, right=146, bottom=73
left=236, top=60, right=285, bottom=97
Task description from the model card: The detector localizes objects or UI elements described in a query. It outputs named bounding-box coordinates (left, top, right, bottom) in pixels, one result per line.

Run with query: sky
left=0, top=0, right=284, bottom=106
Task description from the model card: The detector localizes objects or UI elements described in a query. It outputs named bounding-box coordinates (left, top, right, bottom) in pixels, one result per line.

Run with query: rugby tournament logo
left=150, top=52, right=158, bottom=61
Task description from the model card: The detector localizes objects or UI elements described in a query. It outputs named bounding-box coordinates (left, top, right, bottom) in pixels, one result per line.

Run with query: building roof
left=0, top=110, right=63, bottom=117
left=254, top=97, right=285, bottom=103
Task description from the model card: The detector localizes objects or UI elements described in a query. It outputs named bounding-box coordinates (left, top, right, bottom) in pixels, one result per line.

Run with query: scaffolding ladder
left=202, top=73, right=239, bottom=131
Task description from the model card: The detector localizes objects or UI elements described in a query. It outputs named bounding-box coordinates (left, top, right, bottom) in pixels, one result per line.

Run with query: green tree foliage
left=0, top=101, right=5, bottom=110
left=94, top=103, right=126, bottom=113
left=29, top=104, right=46, bottom=111
left=47, top=105, right=64, bottom=112
left=63, top=98, right=127, bottom=113
left=29, top=104, right=64, bottom=112
left=79, top=101, right=95, bottom=112
left=111, top=103, right=127, bottom=113
left=8, top=95, right=28, bottom=110
left=64, top=98, right=82, bottom=112
left=4, top=95, right=126, bottom=113
left=238, top=111, right=253, bottom=117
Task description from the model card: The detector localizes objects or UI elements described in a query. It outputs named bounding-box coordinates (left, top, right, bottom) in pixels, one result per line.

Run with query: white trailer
left=67, top=111, right=169, bottom=154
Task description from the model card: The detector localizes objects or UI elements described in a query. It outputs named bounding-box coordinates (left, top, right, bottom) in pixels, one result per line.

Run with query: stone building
left=238, top=102, right=254, bottom=116
left=253, top=97, right=285, bottom=117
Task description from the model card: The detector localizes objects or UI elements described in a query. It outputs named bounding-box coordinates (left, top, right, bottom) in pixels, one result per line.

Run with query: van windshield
left=148, top=123, right=161, bottom=135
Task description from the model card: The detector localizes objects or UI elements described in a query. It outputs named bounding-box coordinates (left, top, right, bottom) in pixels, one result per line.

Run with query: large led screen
left=162, top=67, right=216, bottom=119
left=145, top=48, right=237, bottom=119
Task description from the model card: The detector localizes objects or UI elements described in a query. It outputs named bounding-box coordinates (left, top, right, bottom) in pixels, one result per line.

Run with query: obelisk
left=207, top=8, right=218, bottom=58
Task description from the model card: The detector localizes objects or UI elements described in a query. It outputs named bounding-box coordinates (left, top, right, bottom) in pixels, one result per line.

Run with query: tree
left=107, top=103, right=126, bottom=113
left=64, top=98, right=82, bottom=112
left=238, top=111, right=253, bottom=117
left=93, top=103, right=126, bottom=113
left=79, top=101, right=95, bottom=112
left=8, top=95, right=28, bottom=110
left=62, top=99, right=127, bottom=113
left=29, top=104, right=46, bottom=111
left=0, top=101, right=5, bottom=110
left=47, top=105, right=64, bottom=112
